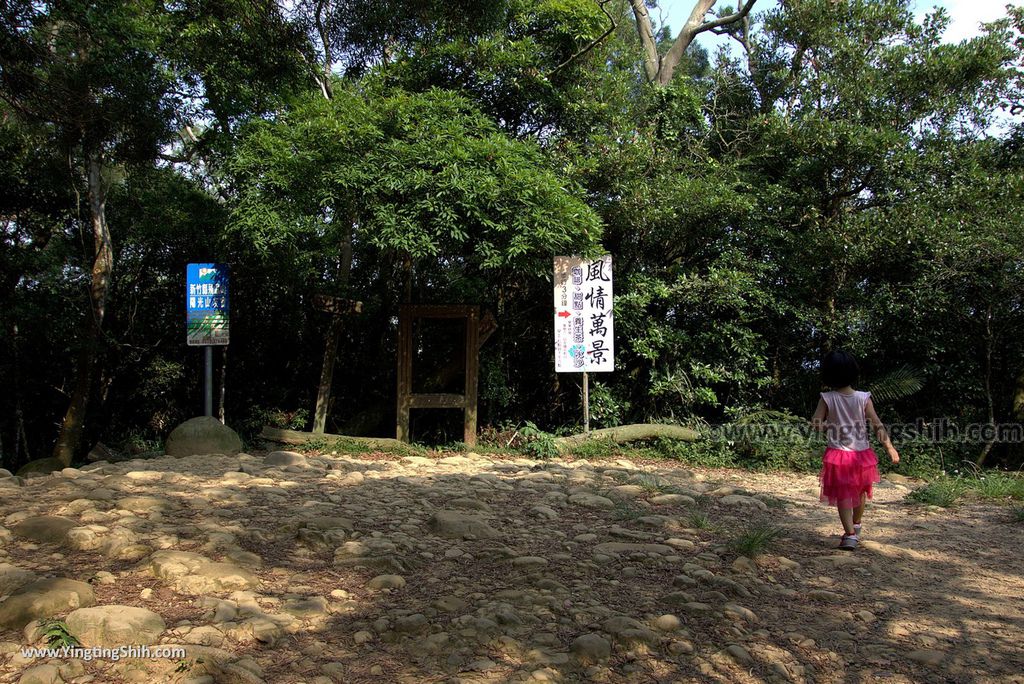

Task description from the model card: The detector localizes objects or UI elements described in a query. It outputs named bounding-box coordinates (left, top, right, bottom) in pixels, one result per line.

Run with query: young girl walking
left=811, top=351, right=900, bottom=550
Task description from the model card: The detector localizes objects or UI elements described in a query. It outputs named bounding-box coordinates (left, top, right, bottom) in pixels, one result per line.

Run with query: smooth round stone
left=366, top=574, right=406, bottom=590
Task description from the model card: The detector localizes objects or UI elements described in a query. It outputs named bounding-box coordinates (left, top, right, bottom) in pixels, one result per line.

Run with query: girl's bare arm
left=865, top=398, right=900, bottom=463
left=810, top=398, right=827, bottom=432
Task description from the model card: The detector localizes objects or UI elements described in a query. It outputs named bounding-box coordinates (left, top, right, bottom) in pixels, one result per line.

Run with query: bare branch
left=694, top=0, right=757, bottom=37
left=158, top=151, right=193, bottom=164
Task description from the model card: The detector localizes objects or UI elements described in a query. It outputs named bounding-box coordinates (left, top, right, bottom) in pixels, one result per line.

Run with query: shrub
left=519, top=421, right=559, bottom=459
left=572, top=438, right=619, bottom=459
left=39, top=619, right=80, bottom=649
left=885, top=442, right=946, bottom=479
left=651, top=438, right=738, bottom=468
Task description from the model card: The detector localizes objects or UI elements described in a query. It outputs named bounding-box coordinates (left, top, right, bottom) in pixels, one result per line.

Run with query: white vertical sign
left=553, top=255, right=614, bottom=372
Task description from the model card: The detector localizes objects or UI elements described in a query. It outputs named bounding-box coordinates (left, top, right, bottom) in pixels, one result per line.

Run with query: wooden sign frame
left=396, top=304, right=479, bottom=446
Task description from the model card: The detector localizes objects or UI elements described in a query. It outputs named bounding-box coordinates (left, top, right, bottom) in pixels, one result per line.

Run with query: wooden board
left=313, top=294, right=363, bottom=316
left=396, top=304, right=480, bottom=446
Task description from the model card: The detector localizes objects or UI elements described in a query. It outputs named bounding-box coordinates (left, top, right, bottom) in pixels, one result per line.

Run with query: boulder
left=12, top=516, right=78, bottom=544
left=15, top=458, right=64, bottom=477
left=567, top=493, right=615, bottom=509
left=653, top=614, right=682, bottom=631
left=0, top=563, right=36, bottom=596
left=570, top=633, right=611, bottom=664
left=264, top=451, right=306, bottom=467
left=367, top=574, right=406, bottom=590
left=593, top=542, right=673, bottom=555
left=87, top=442, right=127, bottom=463
left=649, top=493, right=696, bottom=505
left=66, top=605, right=166, bottom=646
left=116, top=496, right=175, bottom=513
left=281, top=596, right=329, bottom=618
left=427, top=511, right=499, bottom=539
left=0, top=578, right=96, bottom=629
left=17, top=664, right=62, bottom=684
left=146, top=550, right=258, bottom=594
left=719, top=494, right=768, bottom=511
left=165, top=417, right=242, bottom=457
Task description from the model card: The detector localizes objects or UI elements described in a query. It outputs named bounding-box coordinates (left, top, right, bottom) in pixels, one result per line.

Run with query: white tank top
left=822, top=390, right=871, bottom=451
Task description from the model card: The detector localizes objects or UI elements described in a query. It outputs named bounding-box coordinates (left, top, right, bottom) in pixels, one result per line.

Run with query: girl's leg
left=838, top=506, right=855, bottom=536
left=853, top=492, right=866, bottom=526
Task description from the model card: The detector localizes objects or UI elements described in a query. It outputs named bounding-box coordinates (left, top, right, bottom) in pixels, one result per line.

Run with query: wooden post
left=583, top=371, right=590, bottom=434
left=464, top=308, right=479, bottom=446
left=396, top=305, right=486, bottom=446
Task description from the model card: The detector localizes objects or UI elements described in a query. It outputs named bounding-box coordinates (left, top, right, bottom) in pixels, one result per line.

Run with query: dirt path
left=0, top=452, right=1021, bottom=684
left=728, top=467, right=1024, bottom=684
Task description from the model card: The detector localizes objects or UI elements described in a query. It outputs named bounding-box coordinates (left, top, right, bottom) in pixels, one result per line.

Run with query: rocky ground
left=0, top=448, right=1022, bottom=683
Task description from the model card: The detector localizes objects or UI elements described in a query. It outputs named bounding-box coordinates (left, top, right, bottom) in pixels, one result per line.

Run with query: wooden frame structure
left=396, top=304, right=479, bottom=446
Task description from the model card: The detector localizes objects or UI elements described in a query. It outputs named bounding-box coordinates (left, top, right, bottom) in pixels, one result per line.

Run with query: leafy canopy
left=229, top=85, right=601, bottom=270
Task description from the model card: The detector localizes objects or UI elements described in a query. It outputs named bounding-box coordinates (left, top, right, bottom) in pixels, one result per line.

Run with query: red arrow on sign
left=557, top=311, right=571, bottom=318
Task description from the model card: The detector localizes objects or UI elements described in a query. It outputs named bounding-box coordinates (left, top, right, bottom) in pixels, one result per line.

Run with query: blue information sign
left=186, top=263, right=229, bottom=346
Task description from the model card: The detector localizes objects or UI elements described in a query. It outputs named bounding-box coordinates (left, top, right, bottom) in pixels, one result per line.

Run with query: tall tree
left=629, top=0, right=756, bottom=85
left=0, top=0, right=304, bottom=464
left=0, top=1, right=178, bottom=465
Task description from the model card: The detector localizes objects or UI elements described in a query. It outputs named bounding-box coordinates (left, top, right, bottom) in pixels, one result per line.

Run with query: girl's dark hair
left=822, top=350, right=859, bottom=389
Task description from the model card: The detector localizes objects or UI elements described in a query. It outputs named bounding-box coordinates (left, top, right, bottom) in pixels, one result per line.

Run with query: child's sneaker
left=838, top=533, right=859, bottom=551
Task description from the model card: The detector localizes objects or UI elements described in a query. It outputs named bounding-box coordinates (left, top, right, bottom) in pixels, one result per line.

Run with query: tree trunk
left=628, top=0, right=757, bottom=86
left=261, top=425, right=405, bottom=451
left=1013, top=368, right=1024, bottom=421
left=657, top=0, right=718, bottom=85
left=976, top=306, right=996, bottom=467
left=52, top=151, right=111, bottom=466
left=312, top=222, right=354, bottom=433
left=628, top=0, right=662, bottom=83
left=555, top=423, right=699, bottom=453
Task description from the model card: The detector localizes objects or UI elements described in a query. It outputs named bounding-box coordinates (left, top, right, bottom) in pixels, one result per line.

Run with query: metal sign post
left=187, top=263, right=230, bottom=418
left=553, top=255, right=614, bottom=432
left=204, top=347, right=213, bottom=417
left=583, top=372, right=589, bottom=433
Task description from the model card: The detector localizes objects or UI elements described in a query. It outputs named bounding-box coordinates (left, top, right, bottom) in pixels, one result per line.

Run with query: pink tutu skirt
left=819, top=447, right=880, bottom=509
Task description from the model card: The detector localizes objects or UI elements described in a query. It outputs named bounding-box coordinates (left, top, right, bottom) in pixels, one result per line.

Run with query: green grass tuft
left=688, top=511, right=713, bottom=529
left=970, top=472, right=1024, bottom=500
left=729, top=524, right=785, bottom=557
left=906, top=476, right=966, bottom=508
left=906, top=469, right=1024, bottom=509
left=612, top=500, right=645, bottom=521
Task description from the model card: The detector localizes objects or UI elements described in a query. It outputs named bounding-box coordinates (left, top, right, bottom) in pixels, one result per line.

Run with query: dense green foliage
left=3, top=0, right=1024, bottom=471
